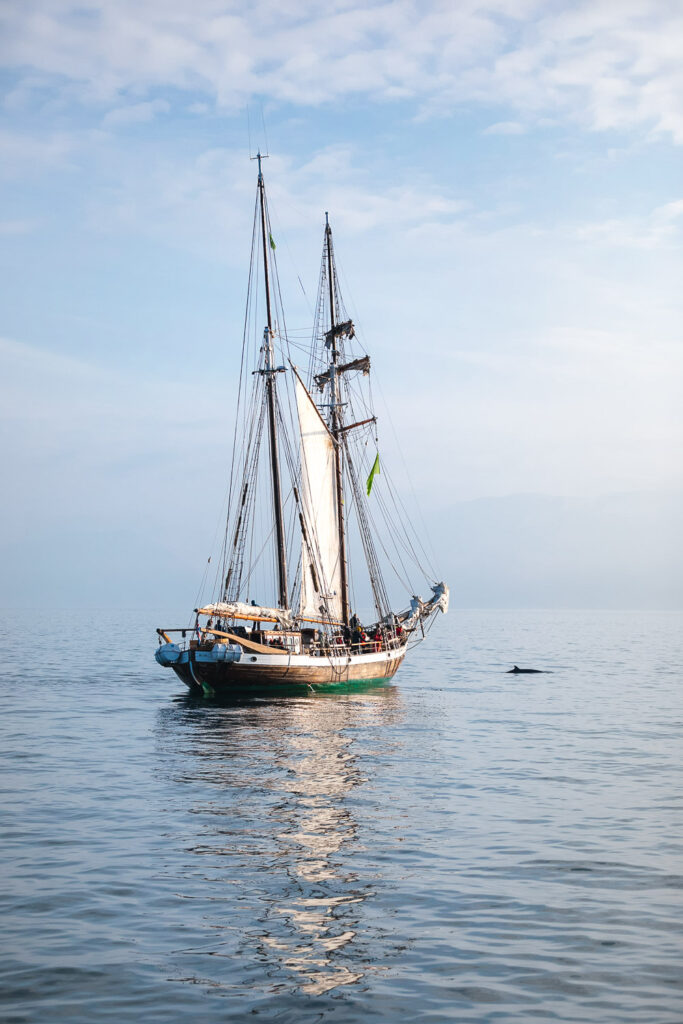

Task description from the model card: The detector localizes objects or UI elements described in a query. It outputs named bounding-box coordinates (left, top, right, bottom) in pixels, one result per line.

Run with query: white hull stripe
left=239, top=648, right=405, bottom=669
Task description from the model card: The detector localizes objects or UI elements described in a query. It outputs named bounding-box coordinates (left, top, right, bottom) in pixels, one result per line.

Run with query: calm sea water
left=1, top=609, right=682, bottom=1023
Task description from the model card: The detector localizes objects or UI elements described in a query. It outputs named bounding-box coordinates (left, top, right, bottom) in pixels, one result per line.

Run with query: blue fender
left=208, top=643, right=242, bottom=663
left=156, top=641, right=242, bottom=669
left=155, top=642, right=182, bottom=666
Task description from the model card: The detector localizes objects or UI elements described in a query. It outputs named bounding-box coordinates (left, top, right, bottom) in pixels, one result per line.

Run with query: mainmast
left=325, top=214, right=350, bottom=626
left=256, top=153, right=288, bottom=610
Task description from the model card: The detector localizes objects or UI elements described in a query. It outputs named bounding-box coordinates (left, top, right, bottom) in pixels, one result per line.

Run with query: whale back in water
left=507, top=665, right=546, bottom=674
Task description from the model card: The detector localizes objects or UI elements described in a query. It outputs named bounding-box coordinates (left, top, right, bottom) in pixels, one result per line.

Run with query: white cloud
left=102, top=98, right=170, bottom=127
left=573, top=198, right=683, bottom=249
left=654, top=198, right=683, bottom=224
left=0, top=128, right=75, bottom=177
left=78, top=141, right=468, bottom=265
left=483, top=120, right=526, bottom=135
left=2, top=2, right=683, bottom=142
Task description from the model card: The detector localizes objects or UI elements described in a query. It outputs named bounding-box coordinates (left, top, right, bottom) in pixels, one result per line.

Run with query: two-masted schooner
left=155, top=155, right=448, bottom=695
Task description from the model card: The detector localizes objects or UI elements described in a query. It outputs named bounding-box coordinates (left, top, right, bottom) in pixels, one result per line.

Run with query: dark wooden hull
left=172, top=649, right=406, bottom=696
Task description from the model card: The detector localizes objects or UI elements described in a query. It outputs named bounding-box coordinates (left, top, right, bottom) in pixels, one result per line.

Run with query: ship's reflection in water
left=155, top=686, right=404, bottom=998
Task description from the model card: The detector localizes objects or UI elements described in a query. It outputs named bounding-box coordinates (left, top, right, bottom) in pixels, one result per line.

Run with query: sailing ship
left=155, top=154, right=448, bottom=696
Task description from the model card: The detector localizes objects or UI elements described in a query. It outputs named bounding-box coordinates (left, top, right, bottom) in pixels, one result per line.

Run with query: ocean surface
left=1, top=608, right=682, bottom=1023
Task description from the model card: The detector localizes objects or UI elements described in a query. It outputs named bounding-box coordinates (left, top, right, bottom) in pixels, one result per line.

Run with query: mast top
left=251, top=149, right=269, bottom=181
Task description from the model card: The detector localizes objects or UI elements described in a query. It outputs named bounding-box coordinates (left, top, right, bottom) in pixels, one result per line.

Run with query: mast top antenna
left=251, top=149, right=269, bottom=179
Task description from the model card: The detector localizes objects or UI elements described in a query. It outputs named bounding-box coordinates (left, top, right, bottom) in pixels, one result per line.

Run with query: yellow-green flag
left=269, top=232, right=276, bottom=250
left=366, top=453, right=380, bottom=495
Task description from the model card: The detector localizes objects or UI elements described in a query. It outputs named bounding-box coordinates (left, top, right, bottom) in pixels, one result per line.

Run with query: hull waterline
left=171, top=647, right=406, bottom=696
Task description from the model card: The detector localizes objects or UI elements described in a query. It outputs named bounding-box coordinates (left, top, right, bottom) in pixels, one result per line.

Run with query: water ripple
left=1, top=609, right=682, bottom=1022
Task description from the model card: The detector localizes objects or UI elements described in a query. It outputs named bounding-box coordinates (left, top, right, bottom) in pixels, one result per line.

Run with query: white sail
left=199, top=602, right=294, bottom=629
left=295, top=375, right=344, bottom=622
left=393, top=582, right=450, bottom=629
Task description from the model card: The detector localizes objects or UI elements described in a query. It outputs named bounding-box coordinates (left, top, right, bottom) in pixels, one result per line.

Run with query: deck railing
left=157, top=627, right=406, bottom=657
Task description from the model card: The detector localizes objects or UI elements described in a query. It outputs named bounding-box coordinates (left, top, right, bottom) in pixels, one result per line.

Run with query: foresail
left=295, top=375, right=344, bottom=622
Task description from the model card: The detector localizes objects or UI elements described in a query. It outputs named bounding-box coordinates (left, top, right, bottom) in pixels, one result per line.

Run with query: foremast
left=256, top=152, right=288, bottom=610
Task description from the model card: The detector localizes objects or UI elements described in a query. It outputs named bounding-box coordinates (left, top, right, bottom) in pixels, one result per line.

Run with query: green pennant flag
left=366, top=453, right=380, bottom=496
left=269, top=232, right=276, bottom=250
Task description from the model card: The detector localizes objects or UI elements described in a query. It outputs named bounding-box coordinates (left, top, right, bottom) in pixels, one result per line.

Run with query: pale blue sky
left=1, top=0, right=681, bottom=607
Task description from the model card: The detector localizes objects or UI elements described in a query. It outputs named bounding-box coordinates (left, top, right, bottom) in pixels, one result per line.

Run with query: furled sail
left=391, top=582, right=450, bottom=629
left=199, top=602, right=294, bottom=628
left=295, top=374, right=344, bottom=622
